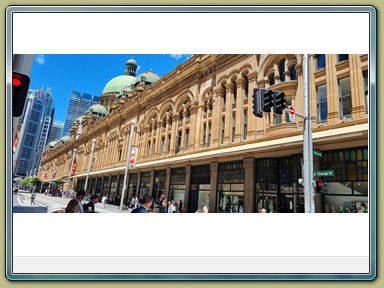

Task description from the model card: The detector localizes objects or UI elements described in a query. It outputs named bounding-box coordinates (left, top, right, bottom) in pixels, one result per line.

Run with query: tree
left=19, top=177, right=42, bottom=188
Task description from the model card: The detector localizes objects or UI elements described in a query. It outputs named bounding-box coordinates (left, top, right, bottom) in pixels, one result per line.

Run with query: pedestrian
left=179, top=200, right=183, bottom=213
left=131, top=195, right=153, bottom=213
left=260, top=208, right=267, bottom=213
left=168, top=201, right=176, bottom=213
left=203, top=204, right=209, bottom=213
left=31, top=191, right=36, bottom=205
left=83, top=195, right=100, bottom=213
left=65, top=189, right=86, bottom=213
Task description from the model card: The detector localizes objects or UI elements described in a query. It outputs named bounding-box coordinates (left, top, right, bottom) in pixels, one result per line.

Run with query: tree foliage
left=19, top=177, right=42, bottom=188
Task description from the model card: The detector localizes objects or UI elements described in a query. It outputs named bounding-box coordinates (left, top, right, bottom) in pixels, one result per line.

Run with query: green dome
left=87, top=103, right=108, bottom=116
left=75, top=116, right=84, bottom=125
left=45, top=141, right=57, bottom=150
left=135, top=69, right=160, bottom=85
left=102, top=75, right=136, bottom=94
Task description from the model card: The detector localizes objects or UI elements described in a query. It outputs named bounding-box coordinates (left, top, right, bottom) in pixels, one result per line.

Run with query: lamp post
left=119, top=121, right=135, bottom=212
left=84, top=138, right=97, bottom=193
left=49, top=159, right=57, bottom=189
left=67, top=148, right=77, bottom=192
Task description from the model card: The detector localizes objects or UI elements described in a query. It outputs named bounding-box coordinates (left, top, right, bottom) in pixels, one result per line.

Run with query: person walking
left=83, top=195, right=100, bottom=213
left=131, top=195, right=153, bottom=213
left=65, top=189, right=86, bottom=213
left=31, top=191, right=36, bottom=205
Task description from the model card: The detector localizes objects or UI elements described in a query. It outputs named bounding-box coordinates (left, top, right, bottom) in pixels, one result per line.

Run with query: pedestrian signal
left=12, top=72, right=30, bottom=117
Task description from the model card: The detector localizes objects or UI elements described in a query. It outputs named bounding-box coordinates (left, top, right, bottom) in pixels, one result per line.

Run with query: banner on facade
left=52, top=169, right=56, bottom=179
left=44, top=172, right=48, bottom=179
left=90, top=156, right=98, bottom=171
left=71, top=162, right=78, bottom=176
left=129, top=146, right=139, bottom=169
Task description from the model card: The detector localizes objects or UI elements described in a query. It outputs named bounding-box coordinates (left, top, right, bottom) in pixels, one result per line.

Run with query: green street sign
left=313, top=150, right=322, bottom=157
left=314, top=170, right=334, bottom=177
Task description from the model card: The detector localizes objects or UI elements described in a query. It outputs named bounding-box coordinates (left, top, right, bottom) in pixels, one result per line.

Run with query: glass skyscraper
left=62, top=91, right=99, bottom=137
left=14, top=87, right=55, bottom=176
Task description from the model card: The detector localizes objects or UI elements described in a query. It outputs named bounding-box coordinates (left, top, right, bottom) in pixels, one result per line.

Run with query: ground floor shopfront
left=74, top=146, right=368, bottom=213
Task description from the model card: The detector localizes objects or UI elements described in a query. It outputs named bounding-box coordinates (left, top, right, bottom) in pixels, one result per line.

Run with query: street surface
left=13, top=190, right=132, bottom=213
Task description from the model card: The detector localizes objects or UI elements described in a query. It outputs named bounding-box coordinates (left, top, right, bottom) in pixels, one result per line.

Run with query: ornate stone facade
left=40, top=54, right=369, bottom=213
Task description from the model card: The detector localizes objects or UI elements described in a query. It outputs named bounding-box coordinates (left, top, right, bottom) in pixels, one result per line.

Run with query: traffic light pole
left=302, top=54, right=315, bottom=213
left=282, top=54, right=315, bottom=213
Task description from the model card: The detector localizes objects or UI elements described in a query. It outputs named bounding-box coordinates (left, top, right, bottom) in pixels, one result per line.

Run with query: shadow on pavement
left=13, top=206, right=48, bottom=213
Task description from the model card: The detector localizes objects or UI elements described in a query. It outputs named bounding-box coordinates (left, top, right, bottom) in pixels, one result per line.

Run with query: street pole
left=39, top=165, right=46, bottom=193
left=49, top=159, right=57, bottom=189
left=119, top=121, right=135, bottom=212
left=84, top=138, right=96, bottom=192
left=67, top=148, right=77, bottom=192
left=303, top=54, right=315, bottom=213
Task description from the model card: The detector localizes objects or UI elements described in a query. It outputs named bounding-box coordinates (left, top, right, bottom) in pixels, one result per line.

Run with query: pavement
left=13, top=190, right=133, bottom=213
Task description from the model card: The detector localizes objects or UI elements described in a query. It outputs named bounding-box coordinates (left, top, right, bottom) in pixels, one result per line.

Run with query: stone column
left=212, top=87, right=224, bottom=147
left=209, top=162, right=219, bottom=213
left=349, top=54, right=366, bottom=119
left=183, top=165, right=192, bottom=213
left=163, top=116, right=171, bottom=155
left=325, top=54, right=340, bottom=124
left=235, top=77, right=245, bottom=142
left=180, top=110, right=188, bottom=152
left=154, top=121, right=162, bottom=157
left=247, top=71, right=258, bottom=140
left=188, top=106, right=198, bottom=152
left=169, top=114, right=179, bottom=155
left=224, top=83, right=234, bottom=145
left=165, top=167, right=171, bottom=200
left=243, top=157, right=256, bottom=213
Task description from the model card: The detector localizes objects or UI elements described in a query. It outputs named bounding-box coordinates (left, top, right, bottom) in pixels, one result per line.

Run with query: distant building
left=14, top=87, right=54, bottom=176
left=48, top=121, right=64, bottom=142
left=62, top=91, right=99, bottom=137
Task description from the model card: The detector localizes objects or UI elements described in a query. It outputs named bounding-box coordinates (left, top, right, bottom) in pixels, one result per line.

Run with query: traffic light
left=315, top=180, right=323, bottom=193
left=272, top=90, right=286, bottom=115
left=252, top=89, right=263, bottom=118
left=12, top=71, right=30, bottom=117
left=261, top=89, right=273, bottom=113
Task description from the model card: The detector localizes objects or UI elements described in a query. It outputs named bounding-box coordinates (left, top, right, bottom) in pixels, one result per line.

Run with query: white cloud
left=35, top=54, right=46, bottom=65
left=170, top=54, right=183, bottom=60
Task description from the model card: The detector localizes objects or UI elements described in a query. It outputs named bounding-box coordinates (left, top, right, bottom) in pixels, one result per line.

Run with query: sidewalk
left=13, top=190, right=132, bottom=213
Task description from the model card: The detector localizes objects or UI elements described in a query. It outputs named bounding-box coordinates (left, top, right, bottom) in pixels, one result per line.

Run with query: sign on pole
left=314, top=170, right=334, bottom=177
left=289, top=106, right=296, bottom=122
left=313, top=150, right=323, bottom=157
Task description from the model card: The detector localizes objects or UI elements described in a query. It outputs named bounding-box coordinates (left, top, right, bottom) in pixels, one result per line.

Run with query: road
left=13, top=190, right=132, bottom=213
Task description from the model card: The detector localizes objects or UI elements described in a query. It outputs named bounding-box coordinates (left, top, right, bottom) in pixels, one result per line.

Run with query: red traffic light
left=13, top=74, right=23, bottom=87
left=315, top=181, right=324, bottom=193
left=12, top=71, right=31, bottom=117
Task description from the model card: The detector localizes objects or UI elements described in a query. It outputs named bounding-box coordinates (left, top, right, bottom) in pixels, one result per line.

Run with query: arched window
left=269, top=73, right=275, bottom=86
left=279, top=59, right=286, bottom=82
left=290, top=65, right=297, bottom=80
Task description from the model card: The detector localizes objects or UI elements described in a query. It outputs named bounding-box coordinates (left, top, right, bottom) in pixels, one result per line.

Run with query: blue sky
left=29, top=54, right=193, bottom=122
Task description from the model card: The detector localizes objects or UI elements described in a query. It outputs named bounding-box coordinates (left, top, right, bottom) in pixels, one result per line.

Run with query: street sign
left=314, top=170, right=334, bottom=177
left=313, top=150, right=323, bottom=157
left=289, top=106, right=296, bottom=122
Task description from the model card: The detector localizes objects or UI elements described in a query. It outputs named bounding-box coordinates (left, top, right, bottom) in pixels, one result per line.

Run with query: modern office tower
left=62, top=91, right=99, bottom=137
left=48, top=121, right=64, bottom=142
left=13, top=87, right=54, bottom=176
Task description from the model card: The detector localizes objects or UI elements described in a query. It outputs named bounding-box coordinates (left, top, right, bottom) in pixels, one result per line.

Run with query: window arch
left=268, top=73, right=275, bottom=86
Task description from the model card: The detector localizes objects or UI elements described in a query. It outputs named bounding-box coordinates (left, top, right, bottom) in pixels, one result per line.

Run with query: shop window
left=338, top=77, right=352, bottom=118
left=316, top=84, right=328, bottom=122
